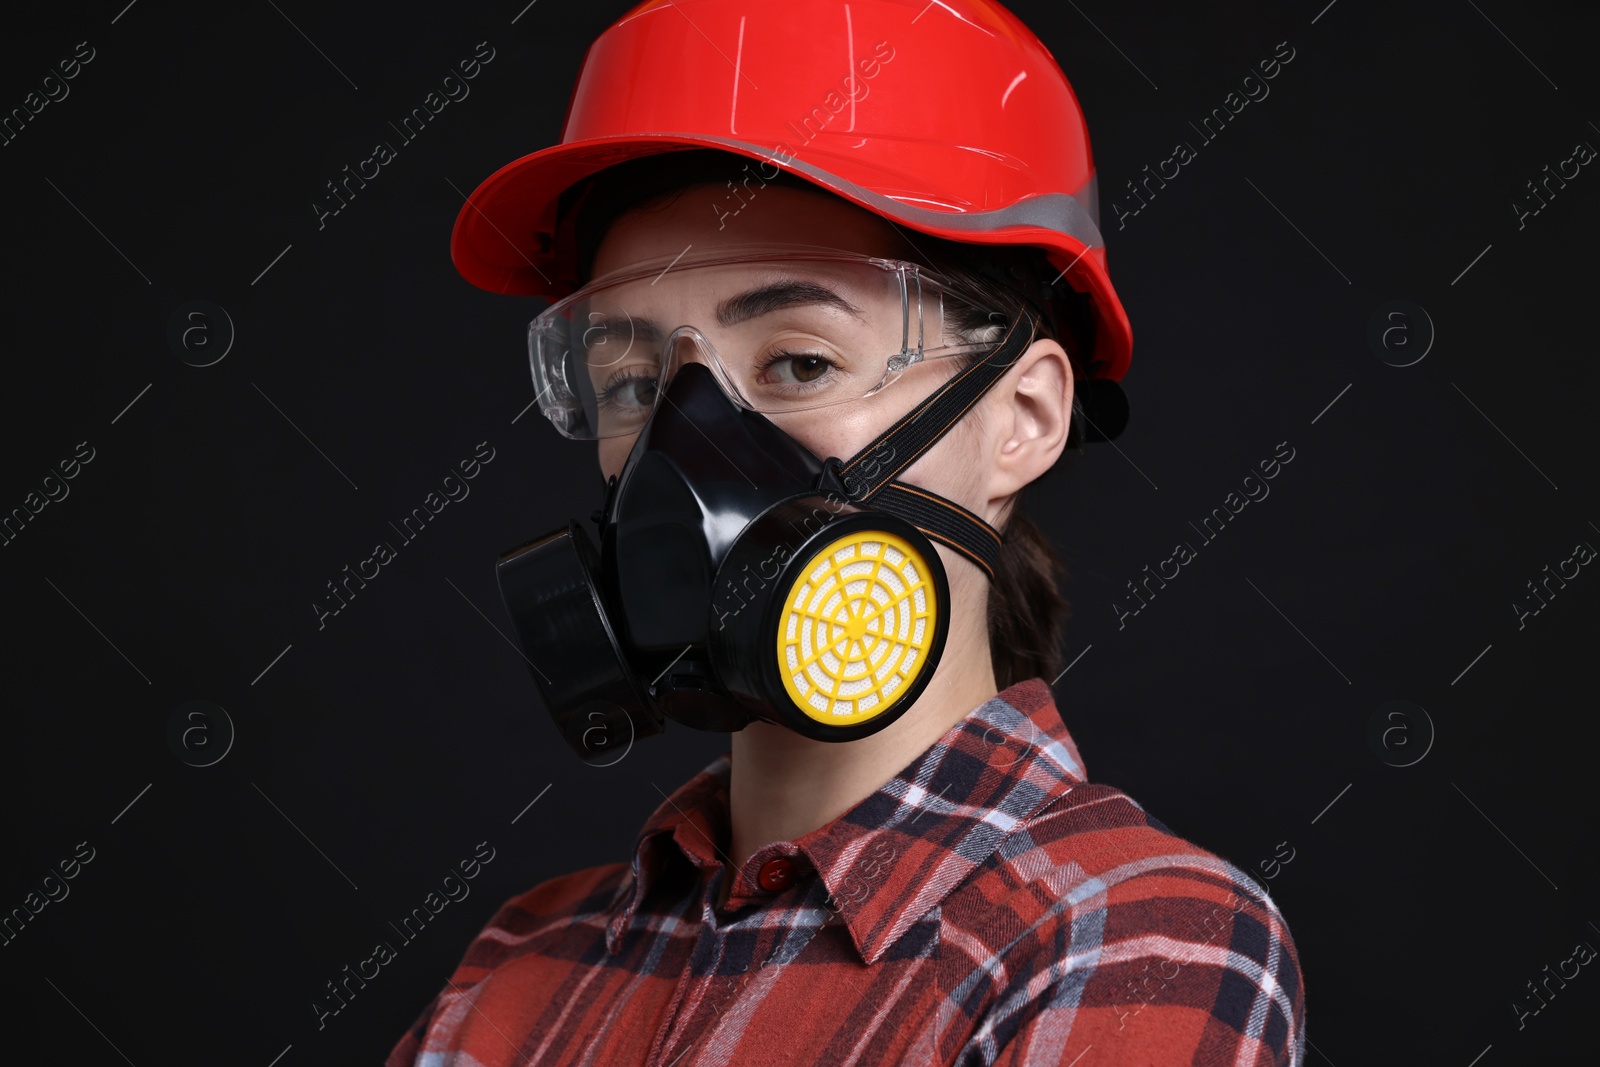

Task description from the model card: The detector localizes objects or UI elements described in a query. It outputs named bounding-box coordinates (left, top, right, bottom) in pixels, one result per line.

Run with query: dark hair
left=559, top=149, right=1080, bottom=689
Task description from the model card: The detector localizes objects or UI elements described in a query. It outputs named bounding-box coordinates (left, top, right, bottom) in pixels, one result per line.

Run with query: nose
left=658, top=324, right=724, bottom=395
left=662, top=324, right=716, bottom=371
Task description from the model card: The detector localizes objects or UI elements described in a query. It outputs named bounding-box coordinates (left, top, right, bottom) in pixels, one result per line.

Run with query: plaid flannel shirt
left=388, top=676, right=1306, bottom=1066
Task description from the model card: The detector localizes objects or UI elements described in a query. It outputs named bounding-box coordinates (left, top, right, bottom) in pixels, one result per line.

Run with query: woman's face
left=589, top=180, right=994, bottom=513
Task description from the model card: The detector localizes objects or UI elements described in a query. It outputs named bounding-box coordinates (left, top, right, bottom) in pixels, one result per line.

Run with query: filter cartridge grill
left=776, top=528, right=939, bottom=724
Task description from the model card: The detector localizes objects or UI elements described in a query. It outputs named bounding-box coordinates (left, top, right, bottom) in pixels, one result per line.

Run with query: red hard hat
left=451, top=0, right=1133, bottom=382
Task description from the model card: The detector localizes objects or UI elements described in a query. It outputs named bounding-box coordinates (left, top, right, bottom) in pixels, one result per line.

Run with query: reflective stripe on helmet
left=690, top=133, right=1106, bottom=254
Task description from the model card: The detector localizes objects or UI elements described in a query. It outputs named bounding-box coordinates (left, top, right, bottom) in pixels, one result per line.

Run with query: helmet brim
left=450, top=133, right=1132, bottom=382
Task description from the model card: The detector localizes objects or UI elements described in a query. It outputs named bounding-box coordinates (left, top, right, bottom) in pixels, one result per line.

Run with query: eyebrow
left=584, top=281, right=866, bottom=347
left=714, top=280, right=866, bottom=327
left=582, top=315, right=664, bottom=349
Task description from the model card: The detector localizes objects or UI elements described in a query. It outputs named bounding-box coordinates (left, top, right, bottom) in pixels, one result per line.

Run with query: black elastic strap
left=817, top=307, right=1039, bottom=579
left=837, top=307, right=1038, bottom=498
left=870, top=481, right=1003, bottom=579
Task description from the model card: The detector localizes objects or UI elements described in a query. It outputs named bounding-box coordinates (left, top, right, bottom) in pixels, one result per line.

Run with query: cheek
left=761, top=367, right=947, bottom=463
left=598, top=438, right=633, bottom=480
left=801, top=365, right=978, bottom=483
left=901, top=414, right=986, bottom=502
left=768, top=391, right=911, bottom=465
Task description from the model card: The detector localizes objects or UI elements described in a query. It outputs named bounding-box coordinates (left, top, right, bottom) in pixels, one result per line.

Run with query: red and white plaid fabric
left=389, top=676, right=1306, bottom=1065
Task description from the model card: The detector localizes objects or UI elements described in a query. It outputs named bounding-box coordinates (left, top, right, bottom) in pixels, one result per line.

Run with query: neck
left=722, top=573, right=998, bottom=891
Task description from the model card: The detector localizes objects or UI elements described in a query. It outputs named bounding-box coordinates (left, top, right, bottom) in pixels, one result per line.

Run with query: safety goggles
left=527, top=245, right=1003, bottom=441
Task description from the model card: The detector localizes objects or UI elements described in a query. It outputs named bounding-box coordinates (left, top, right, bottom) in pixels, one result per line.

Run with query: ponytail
left=986, top=493, right=1072, bottom=690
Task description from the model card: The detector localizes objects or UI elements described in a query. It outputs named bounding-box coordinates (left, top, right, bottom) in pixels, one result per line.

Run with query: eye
left=599, top=369, right=659, bottom=410
left=759, top=351, right=835, bottom=385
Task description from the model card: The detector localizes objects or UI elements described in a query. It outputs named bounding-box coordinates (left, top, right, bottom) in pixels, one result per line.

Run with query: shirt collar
left=603, top=677, right=1087, bottom=964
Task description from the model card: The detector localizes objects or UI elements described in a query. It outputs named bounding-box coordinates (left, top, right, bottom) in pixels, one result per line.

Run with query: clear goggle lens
left=528, top=248, right=997, bottom=441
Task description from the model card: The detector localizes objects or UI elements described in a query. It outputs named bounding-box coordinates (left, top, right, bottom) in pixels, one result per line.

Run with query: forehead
left=590, top=180, right=905, bottom=279
left=582, top=259, right=897, bottom=337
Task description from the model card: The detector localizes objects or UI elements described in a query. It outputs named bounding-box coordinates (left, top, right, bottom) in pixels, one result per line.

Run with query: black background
left=2, top=1, right=1596, bottom=1064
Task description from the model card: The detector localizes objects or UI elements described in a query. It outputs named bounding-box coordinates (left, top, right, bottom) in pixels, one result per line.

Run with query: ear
left=984, top=337, right=1073, bottom=523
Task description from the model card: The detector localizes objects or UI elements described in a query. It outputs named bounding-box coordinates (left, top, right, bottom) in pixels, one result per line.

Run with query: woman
left=390, top=1, right=1304, bottom=1064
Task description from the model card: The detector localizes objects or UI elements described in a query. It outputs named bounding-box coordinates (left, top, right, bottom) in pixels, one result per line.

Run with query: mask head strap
left=815, top=306, right=1040, bottom=580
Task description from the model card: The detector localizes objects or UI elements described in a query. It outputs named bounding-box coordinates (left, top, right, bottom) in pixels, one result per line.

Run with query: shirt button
left=756, top=857, right=796, bottom=892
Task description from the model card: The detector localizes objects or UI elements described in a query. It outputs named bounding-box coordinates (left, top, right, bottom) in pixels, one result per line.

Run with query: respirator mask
left=495, top=245, right=1041, bottom=765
